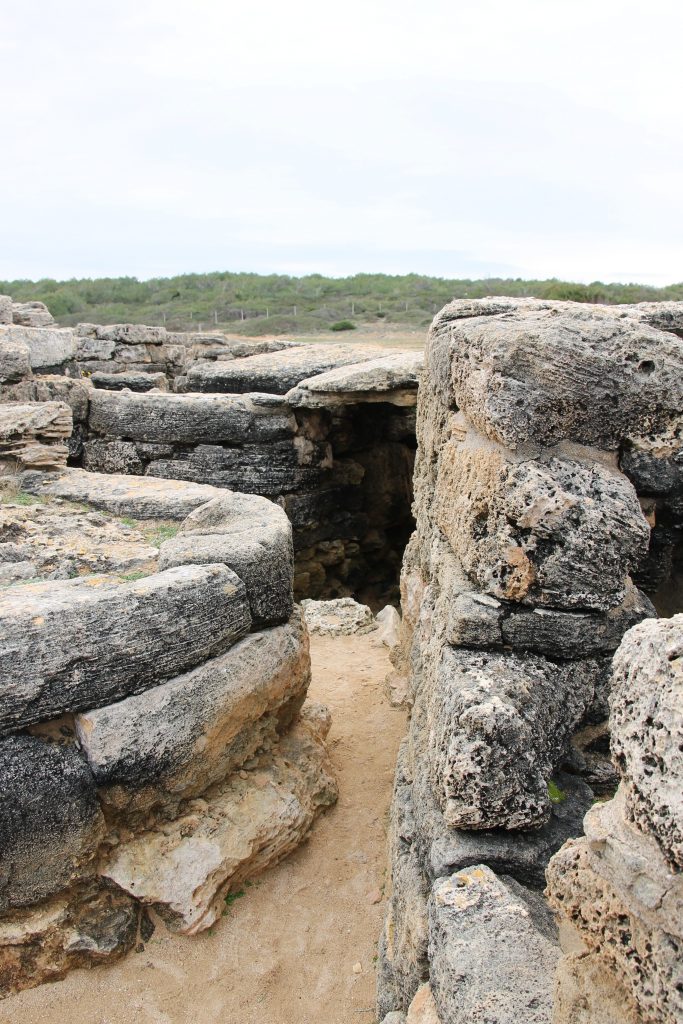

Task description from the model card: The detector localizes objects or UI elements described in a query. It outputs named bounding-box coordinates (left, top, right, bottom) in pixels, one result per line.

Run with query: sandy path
left=1, top=632, right=405, bottom=1024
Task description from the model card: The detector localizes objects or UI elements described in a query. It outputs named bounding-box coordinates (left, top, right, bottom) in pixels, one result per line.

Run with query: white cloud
left=1, top=0, right=681, bottom=283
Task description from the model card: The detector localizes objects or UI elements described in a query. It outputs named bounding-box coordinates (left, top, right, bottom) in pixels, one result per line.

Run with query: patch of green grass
left=329, top=319, right=357, bottom=331
left=2, top=491, right=45, bottom=506
left=144, top=523, right=179, bottom=546
left=118, top=570, right=148, bottom=582
left=119, top=516, right=138, bottom=527
left=548, top=780, right=567, bottom=805
left=223, top=889, right=246, bottom=915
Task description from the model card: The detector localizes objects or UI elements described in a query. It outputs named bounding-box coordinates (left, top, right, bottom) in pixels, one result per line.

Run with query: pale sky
left=2, top=0, right=682, bottom=285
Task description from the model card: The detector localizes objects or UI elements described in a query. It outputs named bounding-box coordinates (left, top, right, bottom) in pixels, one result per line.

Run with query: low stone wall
left=547, top=614, right=682, bottom=1024
left=378, top=298, right=683, bottom=1023
left=0, top=301, right=421, bottom=606
left=0, top=464, right=337, bottom=997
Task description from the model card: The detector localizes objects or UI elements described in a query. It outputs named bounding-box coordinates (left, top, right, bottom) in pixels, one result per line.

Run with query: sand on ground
left=1, top=631, right=405, bottom=1024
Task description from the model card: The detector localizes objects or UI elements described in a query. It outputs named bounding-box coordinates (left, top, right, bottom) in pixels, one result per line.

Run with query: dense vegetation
left=3, top=272, right=681, bottom=335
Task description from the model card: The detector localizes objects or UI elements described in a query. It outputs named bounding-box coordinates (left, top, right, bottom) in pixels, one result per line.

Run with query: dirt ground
left=1, top=632, right=406, bottom=1024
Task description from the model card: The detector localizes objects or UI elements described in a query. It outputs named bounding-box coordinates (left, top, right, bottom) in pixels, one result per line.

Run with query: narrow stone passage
left=0, top=632, right=405, bottom=1024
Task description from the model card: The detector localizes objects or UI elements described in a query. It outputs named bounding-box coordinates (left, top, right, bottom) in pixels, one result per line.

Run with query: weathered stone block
left=546, top=790, right=683, bottom=1024
left=0, top=325, right=76, bottom=369
left=428, top=647, right=595, bottom=829
left=90, top=370, right=168, bottom=392
left=0, top=884, right=148, bottom=998
left=185, top=343, right=384, bottom=394
left=0, top=563, right=251, bottom=733
left=610, top=614, right=683, bottom=868
left=20, top=467, right=225, bottom=520
left=101, top=715, right=337, bottom=933
left=435, top=440, right=649, bottom=610
left=287, top=351, right=423, bottom=408
left=0, top=401, right=72, bottom=470
left=0, top=296, right=12, bottom=325
left=430, top=303, right=683, bottom=449
left=0, top=339, right=31, bottom=383
left=76, top=611, right=309, bottom=815
left=446, top=580, right=654, bottom=659
left=82, top=438, right=144, bottom=474
left=159, top=491, right=293, bottom=625
left=428, top=867, right=558, bottom=1023
left=11, top=301, right=55, bottom=328
left=0, top=736, right=104, bottom=911
left=89, top=390, right=255, bottom=444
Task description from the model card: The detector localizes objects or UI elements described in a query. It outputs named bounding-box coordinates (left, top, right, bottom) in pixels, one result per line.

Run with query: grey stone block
left=0, top=736, right=104, bottom=910
left=427, top=647, right=595, bottom=829
left=76, top=610, right=309, bottom=815
left=428, top=867, right=558, bottom=1023
left=159, top=491, right=293, bottom=625
left=0, top=563, right=251, bottom=733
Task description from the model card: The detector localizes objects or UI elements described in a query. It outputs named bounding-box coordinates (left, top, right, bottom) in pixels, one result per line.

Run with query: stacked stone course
left=0, top=391, right=337, bottom=996
left=378, top=298, right=683, bottom=1023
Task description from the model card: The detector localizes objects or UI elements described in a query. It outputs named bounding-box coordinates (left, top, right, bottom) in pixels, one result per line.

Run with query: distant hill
left=2, top=271, right=681, bottom=336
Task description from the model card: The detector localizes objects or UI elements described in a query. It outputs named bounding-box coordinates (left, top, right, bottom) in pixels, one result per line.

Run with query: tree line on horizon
left=2, top=271, right=681, bottom=335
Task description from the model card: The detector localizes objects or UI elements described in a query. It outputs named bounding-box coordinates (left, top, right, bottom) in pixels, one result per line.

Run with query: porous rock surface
left=547, top=615, right=683, bottom=1024
left=159, top=490, right=293, bottom=625
left=76, top=610, right=310, bottom=817
left=0, top=443, right=338, bottom=995
left=301, top=596, right=377, bottom=635
left=378, top=298, right=671, bottom=1022
left=101, top=714, right=337, bottom=934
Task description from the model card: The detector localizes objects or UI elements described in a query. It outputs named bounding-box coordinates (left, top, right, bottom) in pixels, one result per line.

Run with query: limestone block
left=430, top=303, right=683, bottom=449
left=0, top=736, right=104, bottom=911
left=286, top=351, right=423, bottom=408
left=0, top=885, right=148, bottom=998
left=620, top=421, right=683, bottom=498
left=89, top=389, right=255, bottom=444
left=0, top=564, right=251, bottom=733
left=0, top=324, right=76, bottom=368
left=184, top=342, right=385, bottom=394
left=158, top=491, right=294, bottom=625
left=446, top=580, right=655, bottom=659
left=546, top=790, right=683, bottom=1024
left=101, top=716, right=337, bottom=934
left=90, top=370, right=168, bottom=392
left=428, top=647, right=595, bottom=829
left=435, top=442, right=649, bottom=610
left=301, top=596, right=377, bottom=635
left=146, top=440, right=329, bottom=496
left=428, top=867, right=559, bottom=1024
left=0, top=401, right=72, bottom=470
left=76, top=611, right=309, bottom=815
left=0, top=339, right=31, bottom=383
left=82, top=438, right=144, bottom=474
left=0, top=376, right=91, bottom=421
left=0, top=295, right=12, bottom=325
left=610, top=614, right=683, bottom=868
left=11, top=301, right=55, bottom=327
left=76, top=335, right=116, bottom=360
left=94, top=323, right=167, bottom=344
left=406, top=984, right=440, bottom=1024
left=20, top=466, right=225, bottom=520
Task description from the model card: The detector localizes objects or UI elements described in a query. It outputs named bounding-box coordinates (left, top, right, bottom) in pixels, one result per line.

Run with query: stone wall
left=546, top=614, right=683, bottom=1024
left=0, top=461, right=337, bottom=996
left=0, top=299, right=420, bottom=606
left=378, top=298, right=683, bottom=1023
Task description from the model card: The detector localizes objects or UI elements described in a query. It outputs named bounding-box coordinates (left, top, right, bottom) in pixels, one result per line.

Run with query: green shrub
left=329, top=319, right=357, bottom=332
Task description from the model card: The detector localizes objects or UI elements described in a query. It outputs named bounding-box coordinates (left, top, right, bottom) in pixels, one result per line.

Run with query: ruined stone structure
left=0, top=294, right=682, bottom=1015
left=0, top=306, right=420, bottom=606
left=0, top=319, right=339, bottom=996
left=378, top=298, right=683, bottom=1023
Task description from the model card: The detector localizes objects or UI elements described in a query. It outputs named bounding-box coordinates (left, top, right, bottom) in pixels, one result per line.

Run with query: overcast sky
left=2, top=0, right=682, bottom=284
